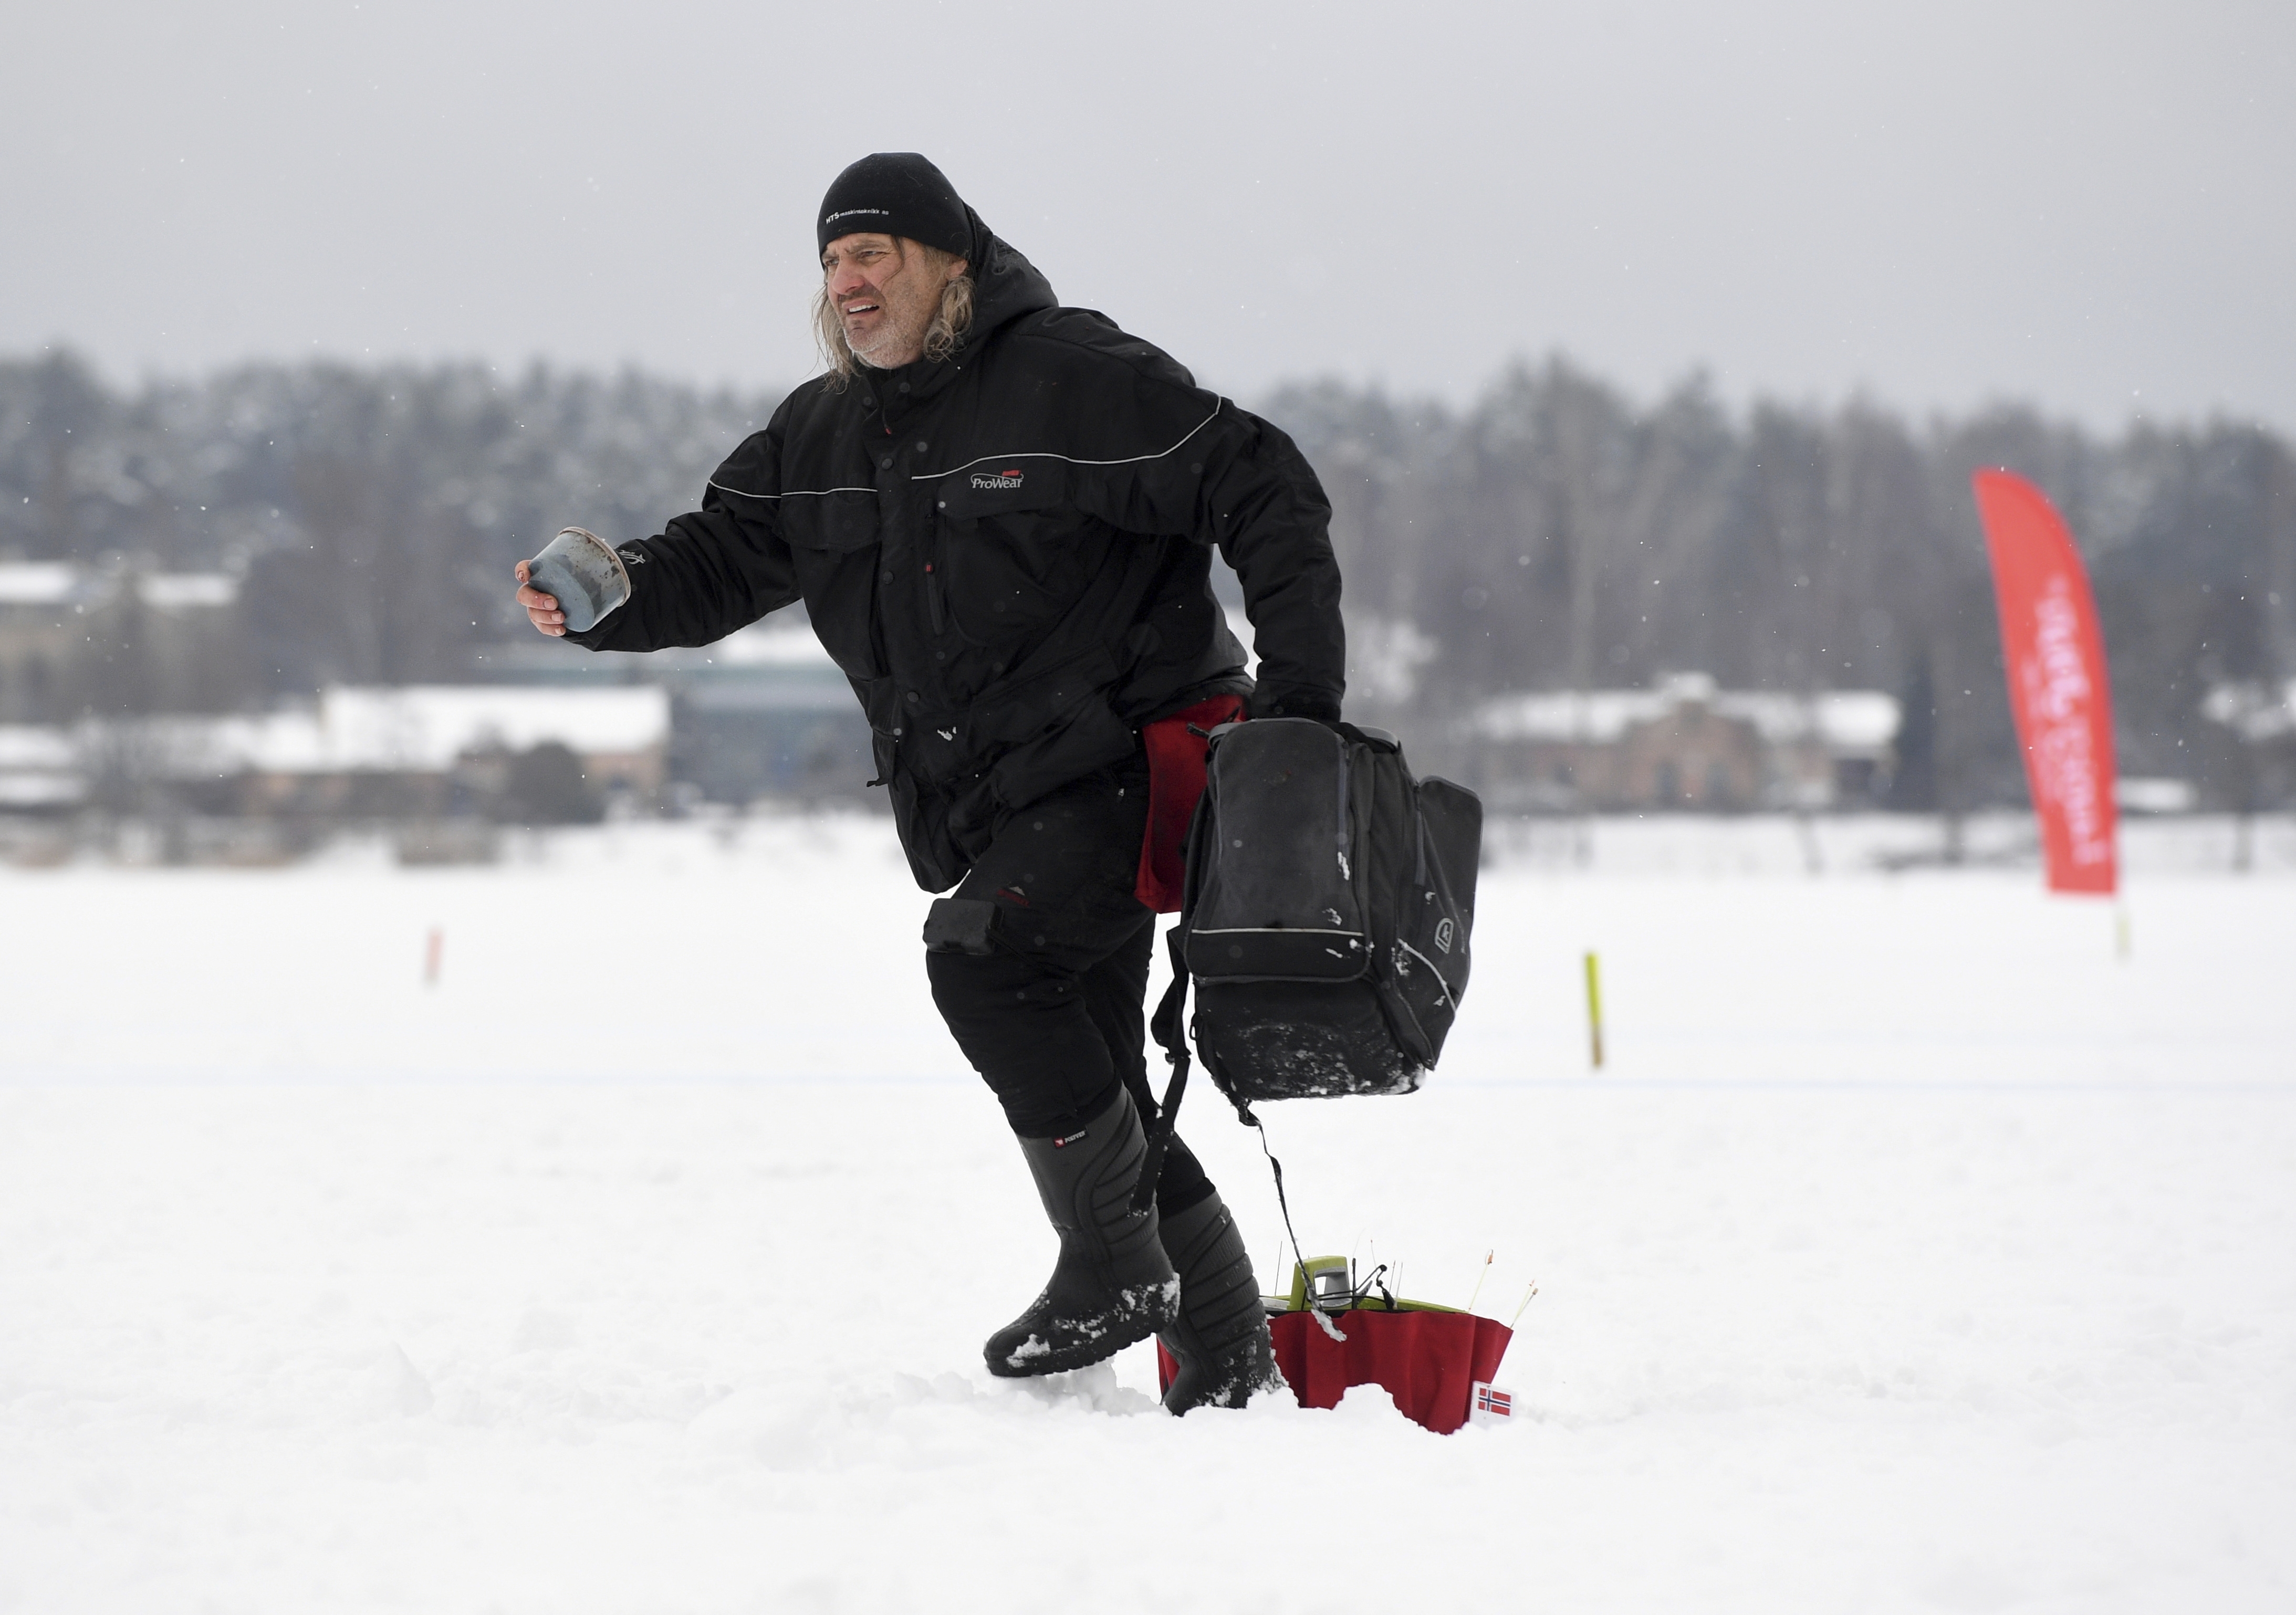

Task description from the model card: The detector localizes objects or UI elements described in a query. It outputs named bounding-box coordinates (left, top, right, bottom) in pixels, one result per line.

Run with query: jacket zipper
left=924, top=557, right=947, bottom=635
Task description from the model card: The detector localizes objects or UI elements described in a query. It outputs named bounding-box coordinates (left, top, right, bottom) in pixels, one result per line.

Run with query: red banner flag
left=1971, top=470, right=2118, bottom=895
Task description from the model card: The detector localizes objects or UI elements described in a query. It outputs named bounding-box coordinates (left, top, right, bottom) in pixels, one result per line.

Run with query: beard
left=842, top=281, right=936, bottom=369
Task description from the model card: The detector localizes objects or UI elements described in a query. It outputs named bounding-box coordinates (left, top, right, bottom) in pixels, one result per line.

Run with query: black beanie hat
left=817, top=153, right=970, bottom=259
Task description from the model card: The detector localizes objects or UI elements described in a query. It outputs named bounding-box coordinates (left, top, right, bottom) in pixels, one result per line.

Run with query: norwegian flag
left=1470, top=1381, right=1515, bottom=1424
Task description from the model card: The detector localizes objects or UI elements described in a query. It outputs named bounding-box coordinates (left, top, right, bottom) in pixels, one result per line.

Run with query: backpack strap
left=1131, top=921, right=1195, bottom=1215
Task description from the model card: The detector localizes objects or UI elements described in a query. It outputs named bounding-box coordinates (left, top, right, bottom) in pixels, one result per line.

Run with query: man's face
left=823, top=234, right=962, bottom=368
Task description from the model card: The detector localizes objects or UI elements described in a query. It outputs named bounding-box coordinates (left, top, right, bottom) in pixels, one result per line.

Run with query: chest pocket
left=777, top=489, right=882, bottom=676
left=927, top=466, right=1110, bottom=646
left=778, top=488, right=880, bottom=551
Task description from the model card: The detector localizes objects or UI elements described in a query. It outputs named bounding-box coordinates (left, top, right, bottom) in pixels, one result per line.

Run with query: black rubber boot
left=1156, top=1191, right=1285, bottom=1413
left=984, top=1087, right=1180, bottom=1378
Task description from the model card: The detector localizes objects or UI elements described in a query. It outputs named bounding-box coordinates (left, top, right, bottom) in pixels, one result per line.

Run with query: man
left=515, top=153, right=1344, bottom=1413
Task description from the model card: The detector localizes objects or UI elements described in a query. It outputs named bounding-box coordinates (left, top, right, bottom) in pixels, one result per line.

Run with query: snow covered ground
left=4, top=814, right=2292, bottom=1613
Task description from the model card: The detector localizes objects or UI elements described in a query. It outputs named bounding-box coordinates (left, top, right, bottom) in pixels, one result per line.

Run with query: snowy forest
left=3, top=348, right=2291, bottom=811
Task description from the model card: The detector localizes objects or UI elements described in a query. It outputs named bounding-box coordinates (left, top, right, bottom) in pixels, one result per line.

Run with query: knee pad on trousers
left=927, top=946, right=1114, bottom=1136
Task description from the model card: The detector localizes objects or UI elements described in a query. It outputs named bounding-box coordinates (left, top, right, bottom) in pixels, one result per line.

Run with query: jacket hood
left=956, top=206, right=1057, bottom=353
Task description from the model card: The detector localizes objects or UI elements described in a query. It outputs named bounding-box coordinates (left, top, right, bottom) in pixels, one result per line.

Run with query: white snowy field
left=3, top=815, right=2293, bottom=1613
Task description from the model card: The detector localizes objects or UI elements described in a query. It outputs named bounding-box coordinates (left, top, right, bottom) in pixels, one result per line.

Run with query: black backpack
left=1137, top=719, right=1483, bottom=1203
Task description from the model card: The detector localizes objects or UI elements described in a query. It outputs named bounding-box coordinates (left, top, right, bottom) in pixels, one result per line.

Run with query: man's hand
left=514, top=560, right=567, bottom=637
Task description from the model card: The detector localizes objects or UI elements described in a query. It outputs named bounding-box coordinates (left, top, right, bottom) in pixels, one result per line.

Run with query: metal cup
left=524, top=527, right=631, bottom=633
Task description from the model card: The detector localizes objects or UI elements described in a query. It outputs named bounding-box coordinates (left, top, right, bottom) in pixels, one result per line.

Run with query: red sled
left=1157, top=1308, right=1512, bottom=1435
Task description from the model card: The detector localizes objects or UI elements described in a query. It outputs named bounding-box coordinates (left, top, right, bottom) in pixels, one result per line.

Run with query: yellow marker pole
left=1584, top=950, right=1605, bottom=1069
left=2115, top=903, right=2131, bottom=962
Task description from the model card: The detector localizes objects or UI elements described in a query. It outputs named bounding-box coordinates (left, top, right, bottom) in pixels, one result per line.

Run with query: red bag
left=1133, top=694, right=1248, bottom=913
left=1157, top=1308, right=1513, bottom=1435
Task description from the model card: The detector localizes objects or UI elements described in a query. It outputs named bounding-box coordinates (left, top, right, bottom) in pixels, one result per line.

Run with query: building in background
left=200, top=685, right=672, bottom=819
left=0, top=564, right=82, bottom=722
left=478, top=620, right=870, bottom=806
left=1, top=685, right=664, bottom=826
left=1465, top=673, right=1900, bottom=813
left=0, top=563, right=246, bottom=722
left=0, top=563, right=871, bottom=820
left=0, top=723, right=80, bottom=811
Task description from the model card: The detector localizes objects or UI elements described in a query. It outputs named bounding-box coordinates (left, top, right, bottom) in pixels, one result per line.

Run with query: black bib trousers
left=923, top=752, right=1214, bottom=1218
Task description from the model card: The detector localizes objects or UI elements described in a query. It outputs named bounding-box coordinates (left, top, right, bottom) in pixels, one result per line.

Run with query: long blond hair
left=812, top=241, right=974, bottom=388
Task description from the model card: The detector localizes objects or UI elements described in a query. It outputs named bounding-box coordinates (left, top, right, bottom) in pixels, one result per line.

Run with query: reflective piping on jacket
left=703, top=394, right=1226, bottom=500
left=705, top=481, right=877, bottom=501
left=910, top=399, right=1227, bottom=482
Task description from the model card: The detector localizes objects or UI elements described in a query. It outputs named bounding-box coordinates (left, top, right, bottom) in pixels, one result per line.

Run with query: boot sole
left=984, top=1280, right=1180, bottom=1379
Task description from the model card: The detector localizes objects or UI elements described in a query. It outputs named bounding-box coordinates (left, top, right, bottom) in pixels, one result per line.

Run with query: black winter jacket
left=568, top=211, right=1346, bottom=891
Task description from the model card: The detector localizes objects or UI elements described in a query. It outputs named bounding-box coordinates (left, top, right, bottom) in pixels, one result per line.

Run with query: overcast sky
left=4, top=1, right=2290, bottom=431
